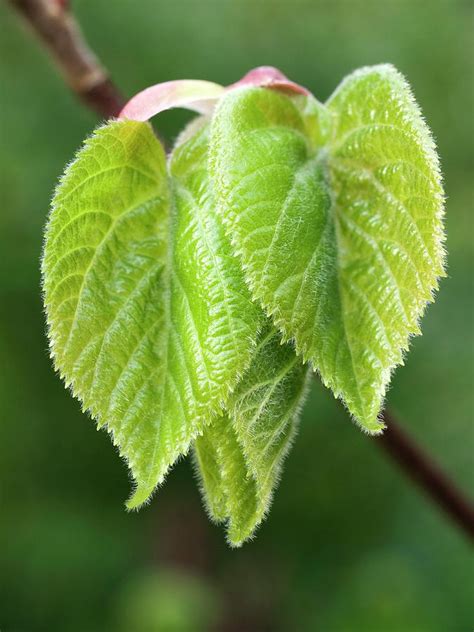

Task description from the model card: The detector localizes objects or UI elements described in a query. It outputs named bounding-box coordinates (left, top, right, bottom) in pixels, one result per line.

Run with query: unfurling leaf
left=194, top=326, right=309, bottom=546
left=42, top=120, right=260, bottom=508
left=209, top=64, right=445, bottom=433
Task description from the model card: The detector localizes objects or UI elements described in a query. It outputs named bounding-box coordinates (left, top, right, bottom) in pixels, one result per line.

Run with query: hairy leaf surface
left=194, top=327, right=309, bottom=546
left=43, top=120, right=260, bottom=508
left=209, top=64, right=445, bottom=432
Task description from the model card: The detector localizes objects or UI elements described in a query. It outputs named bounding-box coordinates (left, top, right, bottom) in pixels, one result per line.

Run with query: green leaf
left=209, top=64, right=445, bottom=432
left=42, top=120, right=260, bottom=508
left=194, top=326, right=309, bottom=546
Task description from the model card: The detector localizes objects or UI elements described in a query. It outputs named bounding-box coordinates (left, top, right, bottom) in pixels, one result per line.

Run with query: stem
left=379, top=410, right=474, bottom=539
left=6, top=0, right=125, bottom=117
left=6, top=0, right=474, bottom=542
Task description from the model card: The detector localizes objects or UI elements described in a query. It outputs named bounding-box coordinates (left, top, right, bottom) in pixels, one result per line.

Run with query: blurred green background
left=0, top=0, right=472, bottom=630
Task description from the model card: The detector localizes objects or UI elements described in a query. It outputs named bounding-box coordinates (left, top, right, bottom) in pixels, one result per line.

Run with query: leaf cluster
left=42, top=65, right=444, bottom=545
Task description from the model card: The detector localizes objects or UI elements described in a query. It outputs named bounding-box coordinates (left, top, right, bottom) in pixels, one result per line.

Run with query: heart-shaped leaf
left=42, top=120, right=261, bottom=507
left=209, top=64, right=445, bottom=432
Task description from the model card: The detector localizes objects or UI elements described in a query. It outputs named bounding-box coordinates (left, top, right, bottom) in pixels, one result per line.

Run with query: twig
left=6, top=0, right=474, bottom=542
left=6, top=0, right=125, bottom=117
left=379, top=410, right=474, bottom=539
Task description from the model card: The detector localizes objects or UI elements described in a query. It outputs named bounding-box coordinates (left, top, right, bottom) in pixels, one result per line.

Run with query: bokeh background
left=0, top=1, right=473, bottom=630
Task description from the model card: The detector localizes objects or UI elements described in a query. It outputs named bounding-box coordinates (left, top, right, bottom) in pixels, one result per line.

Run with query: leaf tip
left=125, top=483, right=155, bottom=511
left=359, top=416, right=386, bottom=436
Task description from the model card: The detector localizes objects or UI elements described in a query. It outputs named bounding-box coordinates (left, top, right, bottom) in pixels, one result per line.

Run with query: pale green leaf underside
left=210, top=64, right=445, bottom=432
left=194, top=326, right=309, bottom=546
left=43, top=120, right=260, bottom=508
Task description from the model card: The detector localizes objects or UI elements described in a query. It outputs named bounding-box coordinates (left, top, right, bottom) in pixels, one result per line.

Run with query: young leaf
left=209, top=64, right=445, bottom=432
left=194, top=327, right=309, bottom=546
left=42, top=120, right=260, bottom=508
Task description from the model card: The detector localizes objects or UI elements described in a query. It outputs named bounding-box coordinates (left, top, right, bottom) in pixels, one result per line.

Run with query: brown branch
left=379, top=410, right=474, bottom=539
left=7, top=0, right=474, bottom=543
left=6, top=0, right=125, bottom=118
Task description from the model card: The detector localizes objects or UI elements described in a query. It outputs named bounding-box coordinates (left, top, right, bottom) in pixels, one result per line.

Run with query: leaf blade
left=195, top=327, right=309, bottom=546
left=43, top=120, right=261, bottom=508
left=209, top=65, right=445, bottom=431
